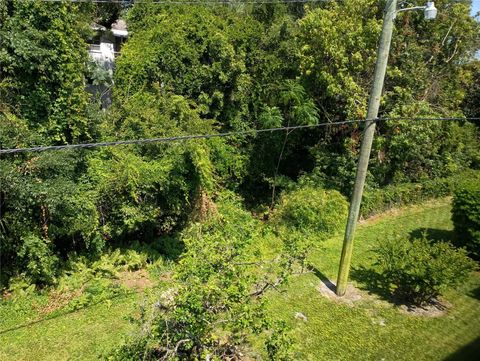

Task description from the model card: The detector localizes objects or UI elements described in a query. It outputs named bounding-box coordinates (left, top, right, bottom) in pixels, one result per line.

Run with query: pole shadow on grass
left=310, top=266, right=336, bottom=292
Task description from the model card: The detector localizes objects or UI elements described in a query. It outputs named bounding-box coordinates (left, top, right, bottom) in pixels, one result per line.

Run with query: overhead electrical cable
left=0, top=117, right=478, bottom=155
left=0, top=120, right=362, bottom=155
left=24, top=0, right=335, bottom=4
left=382, top=117, right=480, bottom=122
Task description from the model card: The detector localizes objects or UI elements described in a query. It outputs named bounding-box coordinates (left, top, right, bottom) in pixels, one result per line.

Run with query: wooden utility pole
left=336, top=0, right=398, bottom=296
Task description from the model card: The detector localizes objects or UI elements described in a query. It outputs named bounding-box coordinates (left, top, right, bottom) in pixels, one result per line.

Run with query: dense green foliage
left=0, top=0, right=478, bottom=295
left=0, top=0, right=94, bottom=142
left=1, top=0, right=480, bottom=356
left=462, top=60, right=480, bottom=119
left=273, top=187, right=347, bottom=234
left=373, top=235, right=476, bottom=305
left=452, top=180, right=480, bottom=259
left=110, top=194, right=292, bottom=360
left=272, top=186, right=348, bottom=266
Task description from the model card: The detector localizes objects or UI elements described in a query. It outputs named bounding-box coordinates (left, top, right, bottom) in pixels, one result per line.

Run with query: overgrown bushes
left=17, top=234, right=59, bottom=285
left=452, top=181, right=480, bottom=259
left=111, top=194, right=293, bottom=360
left=373, top=235, right=476, bottom=305
left=110, top=187, right=350, bottom=359
left=273, top=186, right=348, bottom=235
left=271, top=186, right=348, bottom=267
left=1, top=1, right=480, bottom=291
left=0, top=150, right=102, bottom=286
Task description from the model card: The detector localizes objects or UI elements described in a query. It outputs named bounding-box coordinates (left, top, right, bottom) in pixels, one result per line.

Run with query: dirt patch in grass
left=116, top=269, right=154, bottom=291
left=360, top=207, right=402, bottom=225
left=316, top=278, right=451, bottom=318
left=39, top=287, right=84, bottom=314
left=399, top=299, right=451, bottom=318
left=316, top=279, right=364, bottom=306
left=2, top=290, right=13, bottom=300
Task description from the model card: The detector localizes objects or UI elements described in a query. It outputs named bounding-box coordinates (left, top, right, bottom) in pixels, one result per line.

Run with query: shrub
left=0, top=151, right=103, bottom=285
left=452, top=181, right=480, bottom=259
left=18, top=234, right=58, bottom=285
left=374, top=235, right=476, bottom=305
left=273, top=186, right=348, bottom=235
left=272, top=186, right=348, bottom=267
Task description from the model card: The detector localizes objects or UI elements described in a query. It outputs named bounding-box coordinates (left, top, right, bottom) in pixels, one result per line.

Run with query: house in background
left=88, top=19, right=128, bottom=71
left=87, top=19, right=128, bottom=108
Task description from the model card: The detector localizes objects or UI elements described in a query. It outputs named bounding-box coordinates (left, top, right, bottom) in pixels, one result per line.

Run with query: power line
left=0, top=120, right=362, bottom=155
left=382, top=117, right=480, bottom=122
left=23, top=0, right=333, bottom=4
left=0, top=117, right=477, bottom=155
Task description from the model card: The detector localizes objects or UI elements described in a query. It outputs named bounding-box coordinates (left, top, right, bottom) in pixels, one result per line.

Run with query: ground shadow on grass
left=0, top=291, right=136, bottom=335
left=409, top=228, right=457, bottom=243
left=468, top=285, right=480, bottom=301
left=350, top=266, right=408, bottom=306
left=115, top=236, right=184, bottom=263
left=310, top=266, right=336, bottom=292
left=351, top=266, right=454, bottom=310
left=443, top=337, right=480, bottom=361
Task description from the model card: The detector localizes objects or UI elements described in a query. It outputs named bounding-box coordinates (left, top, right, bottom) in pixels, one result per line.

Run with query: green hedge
left=452, top=181, right=480, bottom=259
left=361, top=169, right=480, bottom=219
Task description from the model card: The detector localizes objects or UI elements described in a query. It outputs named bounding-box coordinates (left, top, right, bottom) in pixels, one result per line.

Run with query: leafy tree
left=298, top=0, right=480, bottom=191
left=462, top=60, right=480, bottom=119
left=115, top=6, right=256, bottom=130
left=110, top=194, right=293, bottom=360
left=119, top=5, right=319, bottom=203
left=298, top=0, right=382, bottom=120
left=0, top=0, right=94, bottom=143
left=0, top=144, right=100, bottom=285
left=386, top=0, right=480, bottom=115
left=371, top=104, right=480, bottom=185
left=87, top=91, right=219, bottom=242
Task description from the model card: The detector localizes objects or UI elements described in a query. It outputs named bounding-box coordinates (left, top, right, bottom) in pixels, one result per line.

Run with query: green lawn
left=1, top=198, right=479, bottom=360
left=0, top=292, right=139, bottom=360
left=266, top=198, right=480, bottom=360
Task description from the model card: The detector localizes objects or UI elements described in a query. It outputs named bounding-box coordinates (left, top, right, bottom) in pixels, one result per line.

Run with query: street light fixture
left=395, top=1, right=438, bottom=20
left=424, top=2, right=438, bottom=20
left=336, top=0, right=438, bottom=296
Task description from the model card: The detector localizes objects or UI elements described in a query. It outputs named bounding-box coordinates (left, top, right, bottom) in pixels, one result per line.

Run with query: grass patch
left=0, top=247, right=171, bottom=361
left=265, top=198, right=480, bottom=360
left=0, top=292, right=138, bottom=361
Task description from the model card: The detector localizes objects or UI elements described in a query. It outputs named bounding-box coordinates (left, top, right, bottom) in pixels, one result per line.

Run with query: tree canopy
left=1, top=0, right=479, bottom=299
